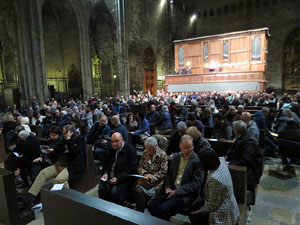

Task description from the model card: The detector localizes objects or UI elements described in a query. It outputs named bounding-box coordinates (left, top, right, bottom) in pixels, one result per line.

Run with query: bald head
left=241, top=112, right=251, bottom=125
left=111, top=132, right=124, bottom=151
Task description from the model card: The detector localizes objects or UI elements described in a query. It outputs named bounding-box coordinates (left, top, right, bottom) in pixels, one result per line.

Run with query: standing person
left=135, top=137, right=168, bottom=212
left=98, top=132, right=138, bottom=205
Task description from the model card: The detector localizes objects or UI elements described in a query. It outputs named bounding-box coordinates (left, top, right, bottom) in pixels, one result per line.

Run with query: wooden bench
left=228, top=164, right=247, bottom=225
left=40, top=183, right=172, bottom=225
left=208, top=138, right=234, bottom=156
left=0, top=135, right=5, bottom=163
left=69, top=145, right=101, bottom=193
left=0, top=168, right=35, bottom=225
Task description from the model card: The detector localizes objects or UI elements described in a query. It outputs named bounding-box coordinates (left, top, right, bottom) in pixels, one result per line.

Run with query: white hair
left=19, top=130, right=30, bottom=141
left=144, top=137, right=158, bottom=148
left=20, top=117, right=30, bottom=125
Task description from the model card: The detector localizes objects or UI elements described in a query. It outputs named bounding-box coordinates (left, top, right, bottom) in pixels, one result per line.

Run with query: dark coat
left=87, top=121, right=111, bottom=145
left=14, top=134, right=41, bottom=162
left=166, top=152, right=204, bottom=203
left=253, top=111, right=267, bottom=130
left=156, top=111, right=173, bottom=130
left=227, top=133, right=263, bottom=189
left=146, top=111, right=160, bottom=124
left=166, top=130, right=182, bottom=155
left=2, top=121, right=17, bottom=135
left=102, top=143, right=138, bottom=183
left=46, top=133, right=86, bottom=180
left=114, top=123, right=128, bottom=142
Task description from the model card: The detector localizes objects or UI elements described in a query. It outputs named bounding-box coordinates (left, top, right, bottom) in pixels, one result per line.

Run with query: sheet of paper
left=100, top=177, right=107, bottom=182
left=32, top=203, right=43, bottom=211
left=129, top=174, right=144, bottom=178
left=13, top=152, right=19, bottom=157
left=51, top=183, right=64, bottom=191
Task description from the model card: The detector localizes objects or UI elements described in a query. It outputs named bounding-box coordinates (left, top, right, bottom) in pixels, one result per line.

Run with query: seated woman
left=135, top=137, right=168, bottom=212
left=125, top=112, right=138, bottom=131
left=190, top=148, right=239, bottom=225
left=185, top=126, right=210, bottom=154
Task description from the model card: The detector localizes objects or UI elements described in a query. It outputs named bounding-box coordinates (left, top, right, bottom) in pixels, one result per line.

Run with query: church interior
left=0, top=0, right=300, bottom=225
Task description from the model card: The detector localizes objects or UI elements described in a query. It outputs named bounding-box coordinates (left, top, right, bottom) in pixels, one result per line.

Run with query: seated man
left=186, top=113, right=204, bottom=137
left=148, top=135, right=204, bottom=221
left=212, top=113, right=232, bottom=140
left=146, top=104, right=160, bottom=125
left=135, top=137, right=168, bottom=212
left=241, top=112, right=259, bottom=143
left=111, top=115, right=128, bottom=142
left=227, top=120, right=263, bottom=191
left=87, top=114, right=111, bottom=162
left=166, top=121, right=187, bottom=155
left=131, top=112, right=150, bottom=144
left=25, top=125, right=86, bottom=208
left=13, top=129, right=41, bottom=187
left=98, top=132, right=138, bottom=205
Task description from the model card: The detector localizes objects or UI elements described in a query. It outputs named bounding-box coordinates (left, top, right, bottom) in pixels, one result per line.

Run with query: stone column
left=116, top=0, right=129, bottom=97
left=15, top=0, right=48, bottom=105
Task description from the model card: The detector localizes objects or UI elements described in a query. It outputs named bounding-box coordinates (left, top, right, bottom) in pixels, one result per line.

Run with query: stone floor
left=0, top=158, right=299, bottom=225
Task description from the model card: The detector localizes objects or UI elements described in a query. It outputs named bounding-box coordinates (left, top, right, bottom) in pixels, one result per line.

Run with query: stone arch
left=42, top=0, right=82, bottom=99
left=89, top=1, right=117, bottom=98
left=282, top=27, right=300, bottom=91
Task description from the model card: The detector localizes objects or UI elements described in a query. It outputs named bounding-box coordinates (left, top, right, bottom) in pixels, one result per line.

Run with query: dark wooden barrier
left=0, top=168, right=35, bottom=225
left=69, top=145, right=101, bottom=193
left=41, top=183, right=172, bottom=225
left=130, top=104, right=148, bottom=115
left=203, top=126, right=213, bottom=138
left=0, top=134, right=5, bottom=163
left=228, top=164, right=247, bottom=225
left=208, top=138, right=234, bottom=156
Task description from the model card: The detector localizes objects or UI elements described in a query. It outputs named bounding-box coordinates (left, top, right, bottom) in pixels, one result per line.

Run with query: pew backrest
left=41, top=184, right=172, bottom=225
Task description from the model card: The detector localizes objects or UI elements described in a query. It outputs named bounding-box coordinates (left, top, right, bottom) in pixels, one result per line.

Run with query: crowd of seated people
left=0, top=89, right=300, bottom=224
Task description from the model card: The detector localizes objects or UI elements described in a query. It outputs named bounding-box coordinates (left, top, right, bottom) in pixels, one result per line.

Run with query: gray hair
left=180, top=134, right=194, bottom=144
left=20, top=117, right=30, bottom=125
left=232, top=120, right=247, bottom=135
left=237, top=105, right=244, bottom=109
left=282, top=109, right=291, bottom=118
left=15, top=125, right=25, bottom=133
left=262, top=107, right=270, bottom=114
left=177, top=121, right=187, bottom=130
left=144, top=136, right=158, bottom=148
left=19, top=130, right=30, bottom=141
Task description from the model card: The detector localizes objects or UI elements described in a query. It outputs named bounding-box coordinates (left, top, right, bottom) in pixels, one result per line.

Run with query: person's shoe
left=17, top=182, right=30, bottom=189
left=23, top=193, right=35, bottom=211
left=15, top=175, right=24, bottom=186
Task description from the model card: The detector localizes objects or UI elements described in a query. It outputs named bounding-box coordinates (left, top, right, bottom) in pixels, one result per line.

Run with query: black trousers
left=98, top=181, right=127, bottom=205
left=135, top=187, right=152, bottom=212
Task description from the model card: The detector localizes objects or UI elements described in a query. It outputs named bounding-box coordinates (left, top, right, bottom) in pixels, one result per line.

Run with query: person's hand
left=110, top=177, right=118, bottom=184
left=191, top=209, right=201, bottom=215
left=19, top=154, right=24, bottom=158
left=167, top=190, right=176, bottom=199
left=165, top=187, right=172, bottom=194
left=33, top=157, right=42, bottom=163
left=101, top=173, right=108, bottom=180
left=144, top=174, right=154, bottom=180
left=63, top=149, right=69, bottom=153
left=46, top=148, right=54, bottom=153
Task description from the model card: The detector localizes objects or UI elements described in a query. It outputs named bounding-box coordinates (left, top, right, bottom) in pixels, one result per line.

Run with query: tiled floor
left=1, top=158, right=299, bottom=225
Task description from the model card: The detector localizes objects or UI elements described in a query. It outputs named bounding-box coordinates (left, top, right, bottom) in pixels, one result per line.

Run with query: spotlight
left=113, top=75, right=117, bottom=79
left=190, top=13, right=197, bottom=22
left=170, top=0, right=174, bottom=3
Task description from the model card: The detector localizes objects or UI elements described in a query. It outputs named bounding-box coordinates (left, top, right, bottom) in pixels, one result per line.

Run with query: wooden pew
left=203, top=126, right=213, bottom=138
left=130, top=104, right=148, bottom=115
left=41, top=183, right=173, bottom=225
left=0, top=134, right=5, bottom=163
left=228, top=165, right=247, bottom=225
left=69, top=145, right=101, bottom=193
left=0, top=168, right=35, bottom=225
left=207, top=138, right=234, bottom=156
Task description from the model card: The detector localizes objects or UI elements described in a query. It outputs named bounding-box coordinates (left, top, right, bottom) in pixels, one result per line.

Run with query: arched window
left=178, top=47, right=184, bottom=66
left=217, top=7, right=222, bottom=15
left=252, top=37, right=261, bottom=61
left=204, top=43, right=208, bottom=62
left=223, top=41, right=229, bottom=60
left=254, top=0, right=260, bottom=8
left=210, top=9, right=214, bottom=16
left=203, top=10, right=207, bottom=18
left=272, top=0, right=278, bottom=5
left=263, top=0, right=269, bottom=7
left=247, top=0, right=252, bottom=9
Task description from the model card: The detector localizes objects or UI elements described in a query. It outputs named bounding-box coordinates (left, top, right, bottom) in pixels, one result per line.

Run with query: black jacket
left=103, top=143, right=138, bottom=183
left=227, top=133, right=263, bottom=188
left=166, top=152, right=204, bottom=203
left=14, top=134, right=41, bottom=162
